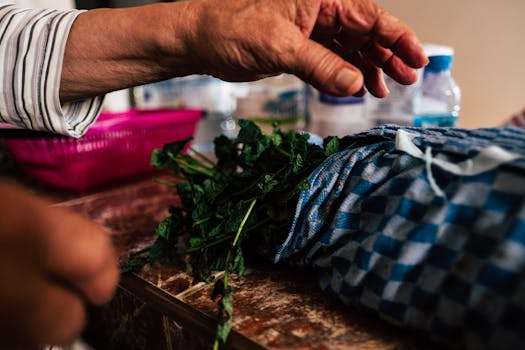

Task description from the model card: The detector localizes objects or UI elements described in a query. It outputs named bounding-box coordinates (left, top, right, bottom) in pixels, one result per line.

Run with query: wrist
left=61, top=3, right=200, bottom=101
left=142, top=2, right=196, bottom=77
left=164, top=0, right=239, bottom=78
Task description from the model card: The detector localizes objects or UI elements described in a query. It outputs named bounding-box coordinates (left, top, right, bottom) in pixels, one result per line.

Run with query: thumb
left=290, top=38, right=364, bottom=96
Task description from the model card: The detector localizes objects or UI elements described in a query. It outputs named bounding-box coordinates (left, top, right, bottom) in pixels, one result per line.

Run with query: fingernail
left=335, top=68, right=359, bottom=93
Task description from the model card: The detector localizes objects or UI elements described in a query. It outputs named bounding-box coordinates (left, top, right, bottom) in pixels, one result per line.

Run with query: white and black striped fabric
left=0, top=3, right=103, bottom=137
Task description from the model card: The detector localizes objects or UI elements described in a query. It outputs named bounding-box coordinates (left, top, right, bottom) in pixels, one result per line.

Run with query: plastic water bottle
left=365, top=74, right=422, bottom=126
left=235, top=74, right=307, bottom=134
left=307, top=89, right=371, bottom=137
left=414, top=45, right=461, bottom=127
left=133, top=76, right=238, bottom=152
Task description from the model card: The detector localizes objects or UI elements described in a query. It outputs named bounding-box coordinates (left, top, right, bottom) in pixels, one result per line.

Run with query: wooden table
left=53, top=177, right=436, bottom=350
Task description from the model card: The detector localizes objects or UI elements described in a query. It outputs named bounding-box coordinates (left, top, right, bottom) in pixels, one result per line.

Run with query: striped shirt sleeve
left=0, top=4, right=104, bottom=137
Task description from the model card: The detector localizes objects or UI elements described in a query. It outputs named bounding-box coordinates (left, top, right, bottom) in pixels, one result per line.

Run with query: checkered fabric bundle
left=275, top=125, right=525, bottom=349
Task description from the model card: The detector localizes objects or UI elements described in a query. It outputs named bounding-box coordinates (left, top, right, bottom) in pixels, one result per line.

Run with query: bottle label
left=413, top=113, right=458, bottom=127
left=319, top=93, right=364, bottom=105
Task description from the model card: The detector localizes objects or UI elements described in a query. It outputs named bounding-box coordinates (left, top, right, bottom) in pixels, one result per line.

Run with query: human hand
left=182, top=0, right=427, bottom=98
left=0, top=182, right=118, bottom=348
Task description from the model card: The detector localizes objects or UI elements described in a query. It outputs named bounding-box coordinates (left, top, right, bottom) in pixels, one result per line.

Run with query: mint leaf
left=127, top=119, right=347, bottom=347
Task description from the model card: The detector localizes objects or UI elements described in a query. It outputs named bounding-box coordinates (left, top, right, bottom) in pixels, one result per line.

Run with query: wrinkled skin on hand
left=0, top=182, right=118, bottom=348
left=185, top=0, right=427, bottom=98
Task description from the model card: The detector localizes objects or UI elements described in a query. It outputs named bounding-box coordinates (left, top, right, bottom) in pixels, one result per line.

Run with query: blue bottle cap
left=425, top=55, right=453, bottom=73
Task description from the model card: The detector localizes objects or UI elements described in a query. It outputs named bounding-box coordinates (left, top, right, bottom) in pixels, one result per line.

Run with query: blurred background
left=71, top=0, right=525, bottom=129
left=376, top=0, right=525, bottom=128
left=2, top=0, right=524, bottom=192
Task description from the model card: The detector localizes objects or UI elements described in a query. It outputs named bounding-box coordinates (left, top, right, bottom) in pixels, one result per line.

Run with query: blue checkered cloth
left=275, top=125, right=525, bottom=349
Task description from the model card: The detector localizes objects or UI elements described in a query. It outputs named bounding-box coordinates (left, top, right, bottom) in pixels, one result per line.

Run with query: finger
left=310, top=20, right=342, bottom=45
left=332, top=33, right=418, bottom=86
left=326, top=44, right=368, bottom=97
left=27, top=278, right=86, bottom=346
left=0, top=269, right=85, bottom=347
left=38, top=206, right=119, bottom=305
left=338, top=0, right=428, bottom=68
left=346, top=51, right=388, bottom=98
left=372, top=11, right=427, bottom=68
left=289, top=34, right=364, bottom=96
left=363, top=41, right=418, bottom=85
left=0, top=183, right=119, bottom=306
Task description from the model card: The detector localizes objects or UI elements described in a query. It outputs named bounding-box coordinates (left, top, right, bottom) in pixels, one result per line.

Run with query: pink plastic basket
left=3, top=109, right=202, bottom=191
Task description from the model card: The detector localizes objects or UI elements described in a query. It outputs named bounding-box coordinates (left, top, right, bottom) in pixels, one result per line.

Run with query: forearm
left=60, top=2, right=199, bottom=103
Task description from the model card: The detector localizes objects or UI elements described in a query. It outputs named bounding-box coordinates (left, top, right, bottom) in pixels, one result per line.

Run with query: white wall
left=376, top=0, right=525, bottom=128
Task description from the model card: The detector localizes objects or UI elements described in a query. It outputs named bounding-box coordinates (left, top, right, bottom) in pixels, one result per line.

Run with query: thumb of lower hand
left=290, top=38, right=364, bottom=96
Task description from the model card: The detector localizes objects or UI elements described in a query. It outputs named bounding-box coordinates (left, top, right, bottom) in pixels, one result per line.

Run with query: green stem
left=178, top=154, right=211, bottom=168
left=192, top=216, right=211, bottom=227
left=230, top=173, right=266, bottom=198
left=223, top=197, right=257, bottom=294
left=178, top=234, right=233, bottom=254
left=190, top=147, right=216, bottom=167
left=167, top=170, right=186, bottom=180
left=230, top=167, right=284, bottom=198
left=183, top=211, right=268, bottom=256
left=154, top=178, right=178, bottom=187
left=213, top=198, right=257, bottom=349
left=232, top=198, right=257, bottom=248
left=276, top=147, right=291, bottom=158
left=176, top=159, right=214, bottom=177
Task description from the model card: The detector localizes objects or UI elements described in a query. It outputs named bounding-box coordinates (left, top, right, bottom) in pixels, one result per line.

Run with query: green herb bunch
left=125, top=120, right=345, bottom=349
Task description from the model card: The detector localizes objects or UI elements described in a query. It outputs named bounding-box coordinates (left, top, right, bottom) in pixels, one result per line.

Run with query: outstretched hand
left=186, top=0, right=427, bottom=97
left=62, top=0, right=426, bottom=102
left=0, top=182, right=118, bottom=348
